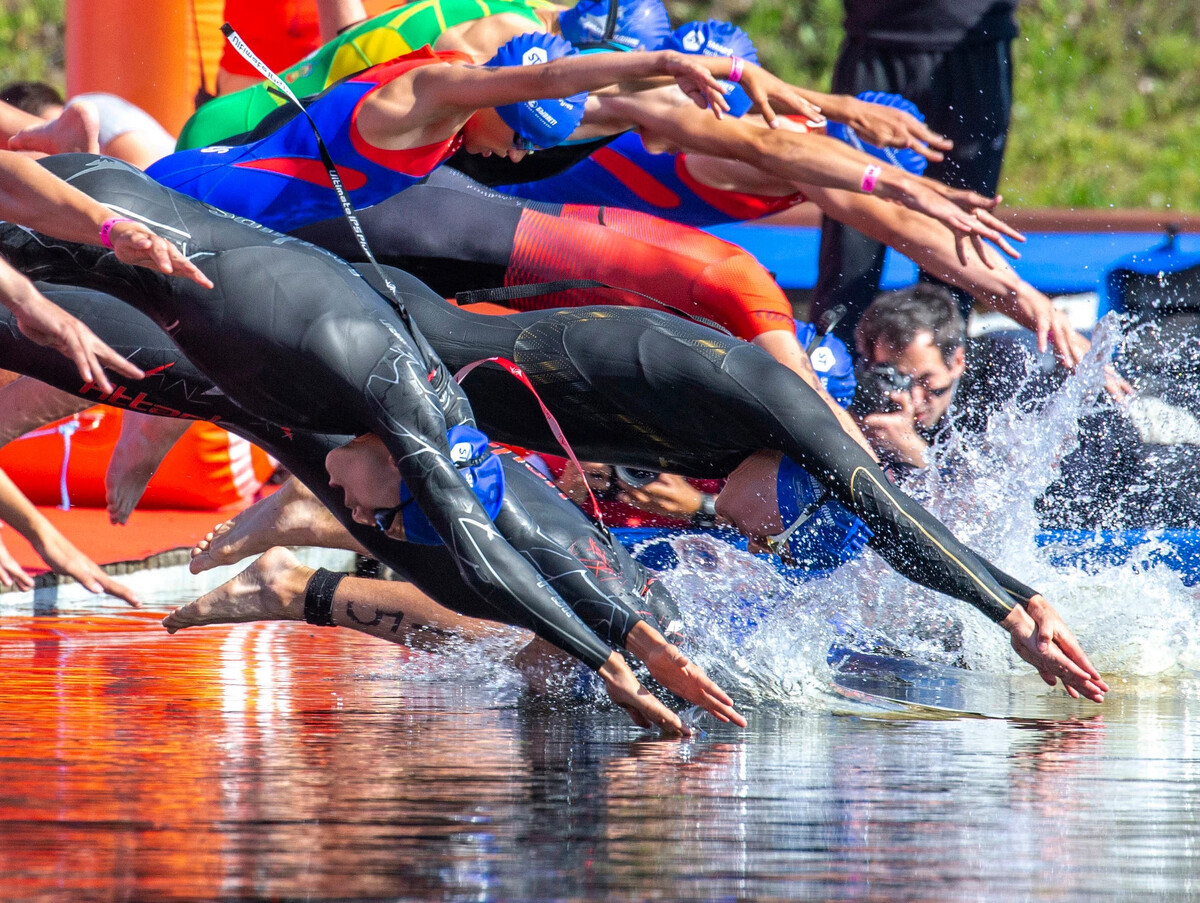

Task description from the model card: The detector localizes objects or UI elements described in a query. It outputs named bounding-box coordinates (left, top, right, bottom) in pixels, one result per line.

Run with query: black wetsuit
left=0, top=283, right=679, bottom=642
left=374, top=276, right=1040, bottom=625
left=0, top=154, right=641, bottom=671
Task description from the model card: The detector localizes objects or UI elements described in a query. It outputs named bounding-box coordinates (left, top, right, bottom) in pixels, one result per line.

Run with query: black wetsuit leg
left=0, top=154, right=614, bottom=670
left=2, top=278, right=673, bottom=645
left=290, top=168, right=524, bottom=297
left=393, top=296, right=1036, bottom=624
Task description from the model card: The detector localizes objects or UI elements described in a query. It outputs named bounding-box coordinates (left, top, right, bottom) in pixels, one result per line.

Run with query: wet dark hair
left=0, top=81, right=64, bottom=116
left=855, top=282, right=966, bottom=366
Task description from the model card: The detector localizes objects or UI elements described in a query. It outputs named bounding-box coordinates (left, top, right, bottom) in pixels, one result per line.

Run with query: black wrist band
left=303, top=567, right=347, bottom=627
left=691, top=493, right=719, bottom=529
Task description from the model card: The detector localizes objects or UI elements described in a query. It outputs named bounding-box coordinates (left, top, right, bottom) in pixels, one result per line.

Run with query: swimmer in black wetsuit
left=0, top=282, right=698, bottom=698
left=0, top=154, right=736, bottom=732
left=343, top=267, right=1106, bottom=703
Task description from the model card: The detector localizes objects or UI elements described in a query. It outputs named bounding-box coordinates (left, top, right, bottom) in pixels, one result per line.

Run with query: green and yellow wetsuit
left=177, top=0, right=550, bottom=150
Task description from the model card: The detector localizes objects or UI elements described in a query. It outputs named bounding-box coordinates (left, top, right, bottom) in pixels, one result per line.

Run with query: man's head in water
left=464, top=32, right=588, bottom=159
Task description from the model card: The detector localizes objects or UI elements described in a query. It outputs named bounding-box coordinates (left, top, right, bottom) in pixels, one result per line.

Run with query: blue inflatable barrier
left=614, top=526, right=1200, bottom=586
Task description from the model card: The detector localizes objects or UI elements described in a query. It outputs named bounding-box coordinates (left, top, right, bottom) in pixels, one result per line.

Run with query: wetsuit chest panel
left=151, top=49, right=466, bottom=232
left=502, top=132, right=805, bottom=227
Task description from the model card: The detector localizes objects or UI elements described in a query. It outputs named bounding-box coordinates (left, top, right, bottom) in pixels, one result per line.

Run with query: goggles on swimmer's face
left=512, top=131, right=538, bottom=153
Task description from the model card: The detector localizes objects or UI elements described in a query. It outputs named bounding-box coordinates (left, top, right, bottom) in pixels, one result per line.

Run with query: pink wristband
left=728, top=56, right=745, bottom=83
left=99, top=217, right=136, bottom=249
left=860, top=164, right=882, bottom=194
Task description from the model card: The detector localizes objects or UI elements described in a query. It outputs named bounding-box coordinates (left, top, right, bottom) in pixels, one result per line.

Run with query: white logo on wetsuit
left=811, top=347, right=836, bottom=372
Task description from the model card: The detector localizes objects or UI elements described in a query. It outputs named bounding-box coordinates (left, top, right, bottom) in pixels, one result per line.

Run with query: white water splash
left=655, top=316, right=1200, bottom=709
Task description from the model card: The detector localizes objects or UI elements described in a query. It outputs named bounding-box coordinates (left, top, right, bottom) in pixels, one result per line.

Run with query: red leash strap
left=455, top=356, right=605, bottom=525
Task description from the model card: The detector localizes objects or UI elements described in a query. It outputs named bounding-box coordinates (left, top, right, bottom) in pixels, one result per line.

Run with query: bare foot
left=189, top=476, right=360, bottom=574
left=0, top=377, right=91, bottom=447
left=10, top=101, right=100, bottom=155
left=106, top=413, right=191, bottom=524
left=164, top=547, right=312, bottom=633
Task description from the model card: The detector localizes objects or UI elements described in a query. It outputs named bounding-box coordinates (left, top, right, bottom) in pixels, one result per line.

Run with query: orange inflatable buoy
left=0, top=406, right=276, bottom=511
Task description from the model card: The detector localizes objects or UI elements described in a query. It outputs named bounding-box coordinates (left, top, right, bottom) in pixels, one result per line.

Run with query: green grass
left=1, top=0, right=1196, bottom=209
left=0, top=0, right=64, bottom=86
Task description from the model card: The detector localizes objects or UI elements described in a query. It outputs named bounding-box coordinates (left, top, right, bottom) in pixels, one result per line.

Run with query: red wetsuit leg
left=509, top=206, right=795, bottom=340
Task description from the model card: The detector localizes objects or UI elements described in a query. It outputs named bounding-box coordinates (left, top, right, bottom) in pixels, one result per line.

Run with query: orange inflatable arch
left=0, top=406, right=276, bottom=511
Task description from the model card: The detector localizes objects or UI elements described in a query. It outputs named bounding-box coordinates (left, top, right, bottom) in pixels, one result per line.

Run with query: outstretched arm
left=0, top=258, right=144, bottom=393
left=605, top=96, right=1022, bottom=261
left=0, top=151, right=211, bottom=287
left=800, top=185, right=1088, bottom=368
left=0, top=465, right=140, bottom=606
left=782, top=89, right=953, bottom=163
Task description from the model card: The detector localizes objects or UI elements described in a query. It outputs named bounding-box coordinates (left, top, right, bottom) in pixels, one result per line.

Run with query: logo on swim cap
left=450, top=441, right=475, bottom=464
left=680, top=28, right=704, bottom=52
left=488, top=33, right=587, bottom=149
left=811, top=347, right=836, bottom=372
left=666, top=21, right=758, bottom=118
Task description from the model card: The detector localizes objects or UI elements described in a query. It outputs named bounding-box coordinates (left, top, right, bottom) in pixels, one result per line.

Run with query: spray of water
left=654, top=316, right=1200, bottom=710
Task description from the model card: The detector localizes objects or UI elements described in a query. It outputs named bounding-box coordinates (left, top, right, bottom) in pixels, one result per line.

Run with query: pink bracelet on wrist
left=728, top=56, right=745, bottom=84
left=99, top=217, right=136, bottom=249
left=860, top=164, right=883, bottom=194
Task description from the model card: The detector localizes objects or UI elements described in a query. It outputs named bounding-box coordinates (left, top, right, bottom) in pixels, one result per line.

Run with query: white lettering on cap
left=811, top=347, right=836, bottom=372
left=522, top=47, right=549, bottom=65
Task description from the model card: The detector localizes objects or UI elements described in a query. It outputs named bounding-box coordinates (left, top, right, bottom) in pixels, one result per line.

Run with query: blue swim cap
left=388, top=424, right=507, bottom=545
left=558, top=0, right=671, bottom=51
left=487, top=33, right=588, bottom=150
left=825, top=91, right=929, bottom=176
left=775, top=455, right=873, bottom=571
left=665, top=20, right=758, bottom=118
left=794, top=322, right=856, bottom=408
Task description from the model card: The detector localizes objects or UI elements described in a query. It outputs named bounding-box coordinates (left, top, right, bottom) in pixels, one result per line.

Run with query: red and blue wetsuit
left=497, top=130, right=807, bottom=228
left=148, top=47, right=471, bottom=233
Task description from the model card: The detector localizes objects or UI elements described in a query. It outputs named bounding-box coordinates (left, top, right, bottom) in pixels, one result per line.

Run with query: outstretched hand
left=34, top=529, right=141, bottom=608
left=598, top=652, right=694, bottom=736
left=105, top=220, right=213, bottom=289
left=731, top=62, right=823, bottom=128
left=839, top=95, right=953, bottom=162
left=897, top=179, right=1024, bottom=267
left=1001, top=595, right=1108, bottom=703
left=624, top=621, right=747, bottom=727
left=13, top=287, right=145, bottom=394
left=0, top=532, right=34, bottom=591
left=663, top=51, right=732, bottom=118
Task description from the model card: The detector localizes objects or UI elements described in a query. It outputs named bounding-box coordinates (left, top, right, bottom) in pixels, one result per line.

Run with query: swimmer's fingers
left=665, top=52, right=730, bottom=116
left=33, top=530, right=141, bottom=607
left=734, top=62, right=786, bottom=128
left=1048, top=314, right=1089, bottom=370
left=627, top=625, right=746, bottom=727
left=1104, top=367, right=1135, bottom=402
left=14, top=291, right=144, bottom=393
left=842, top=100, right=949, bottom=161
left=108, top=222, right=214, bottom=289
left=598, top=652, right=692, bottom=737
left=1002, top=601, right=1106, bottom=702
left=973, top=207, right=1025, bottom=250
left=0, top=536, right=35, bottom=591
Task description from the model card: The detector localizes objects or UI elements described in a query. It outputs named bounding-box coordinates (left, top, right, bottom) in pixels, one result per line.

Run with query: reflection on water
left=1, top=603, right=1199, bottom=901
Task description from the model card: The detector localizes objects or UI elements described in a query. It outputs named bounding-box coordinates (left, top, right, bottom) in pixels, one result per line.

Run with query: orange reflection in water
left=0, top=613, right=434, bottom=899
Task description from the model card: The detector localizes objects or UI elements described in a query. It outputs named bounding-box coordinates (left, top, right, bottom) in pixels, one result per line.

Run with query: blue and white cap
left=795, top=321, right=856, bottom=408
left=558, top=0, right=671, bottom=51
left=665, top=20, right=758, bottom=118
left=826, top=91, right=929, bottom=176
left=487, top=33, right=588, bottom=149
left=390, top=424, right=507, bottom=545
